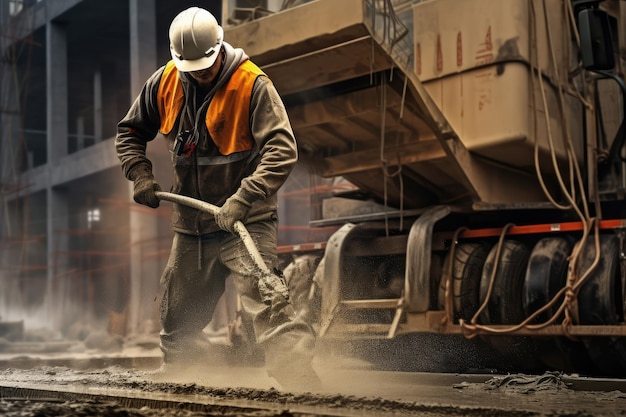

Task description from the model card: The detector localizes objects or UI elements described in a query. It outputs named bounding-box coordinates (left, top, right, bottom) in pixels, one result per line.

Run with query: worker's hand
left=215, top=194, right=251, bottom=232
left=131, top=167, right=161, bottom=208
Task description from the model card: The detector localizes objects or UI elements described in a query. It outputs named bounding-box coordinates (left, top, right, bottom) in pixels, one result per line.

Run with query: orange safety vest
left=157, top=59, right=266, bottom=155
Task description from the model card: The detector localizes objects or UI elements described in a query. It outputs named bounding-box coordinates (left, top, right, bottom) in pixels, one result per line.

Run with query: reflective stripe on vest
left=157, top=59, right=265, bottom=156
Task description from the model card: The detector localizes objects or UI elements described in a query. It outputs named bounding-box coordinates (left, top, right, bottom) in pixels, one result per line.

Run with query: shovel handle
left=155, top=191, right=271, bottom=275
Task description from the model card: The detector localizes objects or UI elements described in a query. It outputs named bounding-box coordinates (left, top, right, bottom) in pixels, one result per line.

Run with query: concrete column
left=267, top=0, right=281, bottom=11
left=45, top=20, right=69, bottom=332
left=222, top=0, right=229, bottom=25
left=93, top=70, right=102, bottom=142
left=46, top=21, right=68, bottom=164
left=46, top=187, right=69, bottom=330
left=0, top=91, right=21, bottom=216
left=128, top=0, right=159, bottom=336
left=76, top=116, right=85, bottom=150
left=102, top=64, right=117, bottom=140
left=0, top=0, right=7, bottom=27
left=129, top=0, right=156, bottom=97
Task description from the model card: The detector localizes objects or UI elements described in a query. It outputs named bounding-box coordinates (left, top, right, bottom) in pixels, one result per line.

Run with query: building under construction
left=0, top=0, right=320, bottom=342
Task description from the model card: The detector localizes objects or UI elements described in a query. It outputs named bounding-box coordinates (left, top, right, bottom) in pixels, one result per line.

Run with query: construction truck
left=225, top=0, right=626, bottom=376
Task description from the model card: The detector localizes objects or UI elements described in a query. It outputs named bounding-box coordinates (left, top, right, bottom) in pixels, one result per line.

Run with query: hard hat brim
left=170, top=40, right=222, bottom=72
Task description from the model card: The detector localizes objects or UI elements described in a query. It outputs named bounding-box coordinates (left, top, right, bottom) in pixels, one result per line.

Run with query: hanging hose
left=457, top=0, right=603, bottom=339
left=441, top=227, right=467, bottom=325
left=458, top=219, right=600, bottom=338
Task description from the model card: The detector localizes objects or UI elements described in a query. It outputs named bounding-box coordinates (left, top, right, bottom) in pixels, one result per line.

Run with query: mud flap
left=405, top=205, right=451, bottom=313
left=318, top=223, right=356, bottom=337
left=317, top=223, right=385, bottom=337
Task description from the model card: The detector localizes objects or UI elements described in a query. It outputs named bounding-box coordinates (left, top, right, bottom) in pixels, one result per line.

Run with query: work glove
left=215, top=194, right=251, bottom=233
left=130, top=165, right=161, bottom=208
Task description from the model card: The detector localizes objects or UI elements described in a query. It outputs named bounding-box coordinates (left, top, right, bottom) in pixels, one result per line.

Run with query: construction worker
left=115, top=7, right=320, bottom=391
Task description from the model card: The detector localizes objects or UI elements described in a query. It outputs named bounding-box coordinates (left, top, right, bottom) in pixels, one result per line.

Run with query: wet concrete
left=1, top=354, right=626, bottom=416
left=1, top=332, right=626, bottom=416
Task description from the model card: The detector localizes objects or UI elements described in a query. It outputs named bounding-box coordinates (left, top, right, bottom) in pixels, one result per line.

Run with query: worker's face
left=189, top=50, right=223, bottom=89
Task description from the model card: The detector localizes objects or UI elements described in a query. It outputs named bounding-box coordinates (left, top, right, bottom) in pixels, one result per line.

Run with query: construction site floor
left=1, top=344, right=626, bottom=416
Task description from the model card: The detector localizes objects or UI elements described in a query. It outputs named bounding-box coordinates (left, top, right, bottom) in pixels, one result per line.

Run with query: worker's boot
left=268, top=361, right=322, bottom=393
left=264, top=329, right=322, bottom=393
left=153, top=334, right=215, bottom=380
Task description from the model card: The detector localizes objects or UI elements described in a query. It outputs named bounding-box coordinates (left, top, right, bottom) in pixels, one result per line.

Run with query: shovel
left=154, top=191, right=271, bottom=275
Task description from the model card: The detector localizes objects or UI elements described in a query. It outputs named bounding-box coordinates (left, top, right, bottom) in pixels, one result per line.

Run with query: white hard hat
left=169, top=7, right=224, bottom=72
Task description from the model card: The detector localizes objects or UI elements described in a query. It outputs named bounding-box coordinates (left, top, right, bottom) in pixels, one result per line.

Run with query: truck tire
left=437, top=242, right=490, bottom=322
left=479, top=240, right=530, bottom=325
left=523, top=237, right=593, bottom=373
left=523, top=237, right=571, bottom=321
left=578, top=234, right=626, bottom=376
left=479, top=240, right=540, bottom=372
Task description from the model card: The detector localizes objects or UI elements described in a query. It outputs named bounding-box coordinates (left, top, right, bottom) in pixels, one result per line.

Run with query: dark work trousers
left=159, top=218, right=318, bottom=386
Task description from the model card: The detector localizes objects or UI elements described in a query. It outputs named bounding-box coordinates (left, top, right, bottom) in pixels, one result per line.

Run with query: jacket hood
left=179, top=41, right=249, bottom=94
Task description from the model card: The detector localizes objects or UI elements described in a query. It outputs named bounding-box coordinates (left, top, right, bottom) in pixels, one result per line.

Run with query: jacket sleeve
left=237, top=75, right=298, bottom=204
left=115, top=67, right=165, bottom=180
